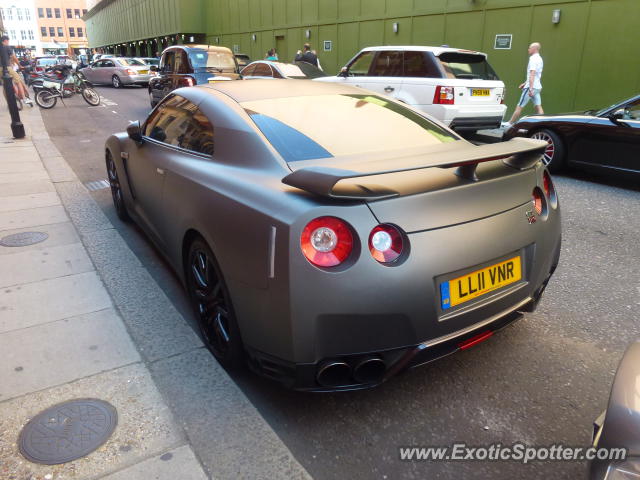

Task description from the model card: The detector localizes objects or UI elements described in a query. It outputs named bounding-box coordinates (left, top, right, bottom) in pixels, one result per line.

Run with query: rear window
left=189, top=50, right=236, bottom=71
left=37, top=58, right=57, bottom=66
left=243, top=94, right=457, bottom=162
left=118, top=58, right=145, bottom=66
left=437, top=53, right=499, bottom=81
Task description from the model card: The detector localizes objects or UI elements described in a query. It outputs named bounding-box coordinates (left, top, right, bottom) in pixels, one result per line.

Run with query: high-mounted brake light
left=301, top=216, right=353, bottom=267
left=369, top=224, right=404, bottom=264
left=433, top=86, right=455, bottom=105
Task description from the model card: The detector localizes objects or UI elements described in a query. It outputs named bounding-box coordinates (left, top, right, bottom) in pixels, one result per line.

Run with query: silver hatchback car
left=80, top=57, right=153, bottom=88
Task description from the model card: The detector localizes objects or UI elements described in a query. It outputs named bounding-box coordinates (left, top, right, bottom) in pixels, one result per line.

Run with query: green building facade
left=84, top=0, right=640, bottom=115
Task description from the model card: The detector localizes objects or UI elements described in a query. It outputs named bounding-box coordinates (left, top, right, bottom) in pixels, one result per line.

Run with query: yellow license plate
left=471, top=89, right=490, bottom=96
left=440, top=256, right=522, bottom=310
left=139, top=70, right=148, bottom=74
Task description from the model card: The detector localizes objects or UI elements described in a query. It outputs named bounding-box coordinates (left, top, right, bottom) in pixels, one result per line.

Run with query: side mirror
left=127, top=120, right=143, bottom=143
left=150, top=65, right=158, bottom=72
left=338, top=66, right=349, bottom=78
left=609, top=108, right=627, bottom=124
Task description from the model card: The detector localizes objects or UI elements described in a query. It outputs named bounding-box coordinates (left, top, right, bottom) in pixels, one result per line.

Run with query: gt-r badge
left=526, top=210, right=537, bottom=224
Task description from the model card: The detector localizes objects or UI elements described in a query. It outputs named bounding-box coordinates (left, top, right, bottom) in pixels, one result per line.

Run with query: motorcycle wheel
left=82, top=87, right=101, bottom=106
left=35, top=90, right=57, bottom=109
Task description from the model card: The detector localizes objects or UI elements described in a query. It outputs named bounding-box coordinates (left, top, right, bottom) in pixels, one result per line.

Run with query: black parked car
left=503, top=94, right=640, bottom=173
left=148, top=44, right=240, bottom=107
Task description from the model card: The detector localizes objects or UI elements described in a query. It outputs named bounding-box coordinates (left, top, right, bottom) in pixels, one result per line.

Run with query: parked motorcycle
left=35, top=66, right=101, bottom=109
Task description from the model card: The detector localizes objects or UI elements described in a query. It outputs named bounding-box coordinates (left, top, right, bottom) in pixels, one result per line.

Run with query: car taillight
left=125, top=68, right=136, bottom=75
left=369, top=224, right=404, bottom=264
left=433, top=86, right=454, bottom=105
left=543, top=170, right=558, bottom=209
left=532, top=188, right=544, bottom=215
left=301, top=216, right=353, bottom=267
left=179, top=76, right=195, bottom=87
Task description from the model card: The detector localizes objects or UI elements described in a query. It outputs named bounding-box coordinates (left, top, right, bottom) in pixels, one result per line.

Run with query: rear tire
left=35, top=89, right=57, bottom=109
left=530, top=129, right=565, bottom=172
left=82, top=87, right=101, bottom=106
left=112, top=75, right=121, bottom=88
left=186, top=237, right=245, bottom=370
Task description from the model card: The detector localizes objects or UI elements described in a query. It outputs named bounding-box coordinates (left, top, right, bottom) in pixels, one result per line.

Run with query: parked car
left=235, top=53, right=251, bottom=68
left=105, top=80, right=560, bottom=391
left=80, top=57, right=153, bottom=88
left=55, top=55, right=77, bottom=69
left=28, top=56, right=58, bottom=84
left=503, top=94, right=640, bottom=173
left=590, top=340, right=640, bottom=479
left=148, top=44, right=239, bottom=107
left=241, top=60, right=327, bottom=80
left=315, top=46, right=506, bottom=132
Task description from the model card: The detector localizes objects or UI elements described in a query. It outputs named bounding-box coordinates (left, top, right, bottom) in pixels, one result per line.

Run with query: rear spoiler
left=282, top=137, right=547, bottom=200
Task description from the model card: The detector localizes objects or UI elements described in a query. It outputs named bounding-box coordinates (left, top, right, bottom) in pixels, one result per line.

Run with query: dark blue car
left=149, top=44, right=239, bottom=107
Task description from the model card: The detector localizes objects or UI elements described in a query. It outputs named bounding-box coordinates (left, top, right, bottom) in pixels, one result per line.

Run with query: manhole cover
left=18, top=398, right=117, bottom=465
left=0, top=231, right=48, bottom=247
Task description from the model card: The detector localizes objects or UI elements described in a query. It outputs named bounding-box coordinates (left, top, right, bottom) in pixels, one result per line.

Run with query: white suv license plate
left=471, top=88, right=491, bottom=96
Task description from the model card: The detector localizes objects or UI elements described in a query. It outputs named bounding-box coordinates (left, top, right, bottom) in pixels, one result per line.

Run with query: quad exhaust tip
left=316, top=361, right=351, bottom=387
left=353, top=356, right=386, bottom=384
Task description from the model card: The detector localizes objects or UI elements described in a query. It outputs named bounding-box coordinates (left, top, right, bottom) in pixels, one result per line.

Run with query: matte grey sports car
left=105, top=80, right=561, bottom=391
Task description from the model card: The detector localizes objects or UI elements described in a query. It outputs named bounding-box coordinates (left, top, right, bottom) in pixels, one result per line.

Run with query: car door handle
left=156, top=168, right=164, bottom=175
left=384, top=86, right=394, bottom=93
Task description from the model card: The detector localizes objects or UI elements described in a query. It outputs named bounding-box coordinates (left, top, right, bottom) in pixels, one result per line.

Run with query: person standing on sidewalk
left=1, top=36, right=33, bottom=106
left=505, top=42, right=544, bottom=127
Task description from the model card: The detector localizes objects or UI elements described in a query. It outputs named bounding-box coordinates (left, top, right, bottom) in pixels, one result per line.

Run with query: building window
left=25, top=9, right=30, bottom=20
left=77, top=27, right=83, bottom=37
left=0, top=8, right=4, bottom=21
left=69, top=27, right=75, bottom=37
left=9, top=30, right=16, bottom=40
left=41, top=26, right=47, bottom=37
left=49, top=26, right=55, bottom=37
left=82, top=9, right=87, bottom=15
left=28, top=30, right=34, bottom=40
left=20, top=30, right=26, bottom=41
left=6, top=8, right=12, bottom=20
left=46, top=8, right=52, bottom=18
left=66, top=8, right=72, bottom=18
left=74, top=8, right=80, bottom=18
left=54, top=8, right=60, bottom=18
left=57, top=27, right=63, bottom=37
left=16, top=8, right=23, bottom=21
left=38, top=8, right=43, bottom=18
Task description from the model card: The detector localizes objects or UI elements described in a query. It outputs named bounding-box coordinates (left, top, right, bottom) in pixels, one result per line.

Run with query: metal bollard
left=1, top=45, right=26, bottom=139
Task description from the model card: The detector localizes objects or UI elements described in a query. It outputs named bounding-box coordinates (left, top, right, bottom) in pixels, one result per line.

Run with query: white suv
left=315, top=46, right=506, bottom=132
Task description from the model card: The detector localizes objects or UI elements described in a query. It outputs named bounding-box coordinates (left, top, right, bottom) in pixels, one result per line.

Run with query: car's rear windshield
left=437, top=52, right=500, bottom=80
left=189, top=50, right=236, bottom=71
left=118, top=58, right=145, bottom=66
left=37, top=59, right=57, bottom=66
left=242, top=94, right=457, bottom=162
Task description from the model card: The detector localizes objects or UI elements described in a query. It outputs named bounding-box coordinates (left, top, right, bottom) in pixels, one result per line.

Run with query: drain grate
left=19, top=398, right=118, bottom=465
left=85, top=180, right=110, bottom=191
left=0, top=231, right=48, bottom=247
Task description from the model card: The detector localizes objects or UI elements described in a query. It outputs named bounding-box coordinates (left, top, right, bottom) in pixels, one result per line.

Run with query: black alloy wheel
left=106, top=150, right=129, bottom=221
left=187, top=238, right=245, bottom=370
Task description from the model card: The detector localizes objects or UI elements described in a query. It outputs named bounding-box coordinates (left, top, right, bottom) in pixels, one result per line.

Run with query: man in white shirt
left=505, top=42, right=544, bottom=126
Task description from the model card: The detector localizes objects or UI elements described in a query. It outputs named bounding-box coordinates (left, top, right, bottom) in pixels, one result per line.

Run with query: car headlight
left=606, top=459, right=640, bottom=480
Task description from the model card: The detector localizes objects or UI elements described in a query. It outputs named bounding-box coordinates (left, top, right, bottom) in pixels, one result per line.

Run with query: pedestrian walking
left=294, top=43, right=319, bottom=67
left=1, top=36, right=33, bottom=106
left=504, top=42, right=544, bottom=127
left=265, top=49, right=278, bottom=61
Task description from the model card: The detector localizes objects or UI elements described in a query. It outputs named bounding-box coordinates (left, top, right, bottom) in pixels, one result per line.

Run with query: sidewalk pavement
left=0, top=97, right=311, bottom=479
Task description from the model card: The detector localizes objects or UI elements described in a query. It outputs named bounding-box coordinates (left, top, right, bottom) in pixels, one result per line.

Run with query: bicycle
left=35, top=66, right=100, bottom=109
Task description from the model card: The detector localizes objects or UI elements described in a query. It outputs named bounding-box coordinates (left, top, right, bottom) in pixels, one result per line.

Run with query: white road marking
left=100, top=97, right=118, bottom=106
left=111, top=110, right=118, bottom=114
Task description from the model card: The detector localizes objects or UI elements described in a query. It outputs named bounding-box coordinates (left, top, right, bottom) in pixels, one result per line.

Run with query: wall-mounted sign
left=494, top=34, right=512, bottom=50
left=323, top=40, right=332, bottom=52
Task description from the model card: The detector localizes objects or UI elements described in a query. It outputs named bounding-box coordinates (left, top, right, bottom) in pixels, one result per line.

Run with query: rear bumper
left=422, top=104, right=506, bottom=129
left=121, top=74, right=152, bottom=84
left=450, top=115, right=503, bottom=131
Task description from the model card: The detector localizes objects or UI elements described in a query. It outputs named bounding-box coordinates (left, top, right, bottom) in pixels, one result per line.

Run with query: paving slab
left=150, top=348, right=312, bottom=480
left=99, top=445, right=208, bottom=480
left=0, top=204, right=68, bottom=231
left=0, top=179, right=55, bottom=197
left=0, top=171, right=49, bottom=184
left=0, top=161, right=46, bottom=174
left=0, top=271, right=112, bottom=333
left=81, top=228, right=203, bottom=362
left=0, top=191, right=60, bottom=213
left=0, top=221, right=79, bottom=255
left=0, top=363, right=184, bottom=480
left=0, top=242, right=93, bottom=288
left=0, top=146, right=41, bottom=162
left=0, top=308, right=140, bottom=400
